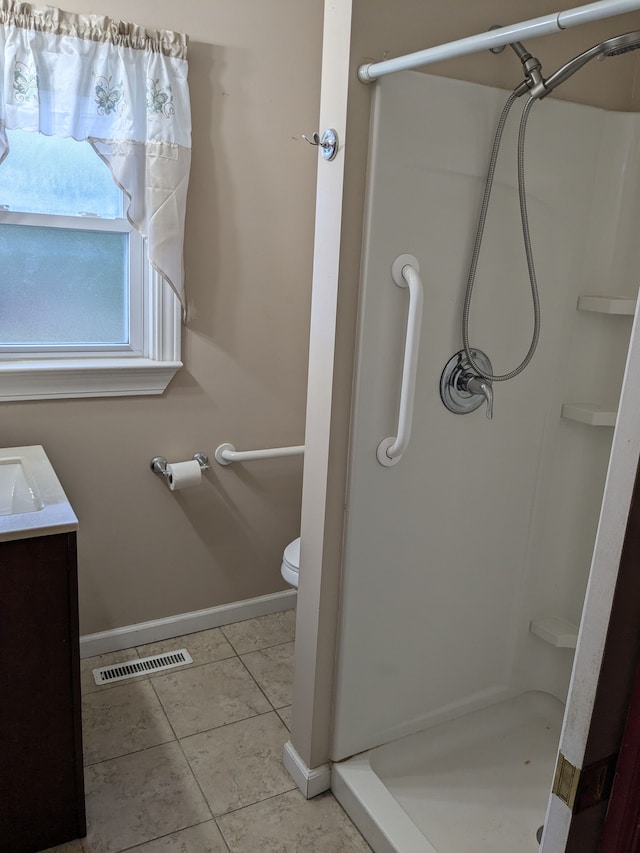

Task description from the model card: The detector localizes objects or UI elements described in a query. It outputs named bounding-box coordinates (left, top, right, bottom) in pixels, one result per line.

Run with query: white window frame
left=0, top=205, right=182, bottom=402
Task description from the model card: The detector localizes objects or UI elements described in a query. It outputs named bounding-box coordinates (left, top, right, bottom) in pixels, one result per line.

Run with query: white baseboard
left=283, top=740, right=331, bottom=799
left=80, top=589, right=297, bottom=658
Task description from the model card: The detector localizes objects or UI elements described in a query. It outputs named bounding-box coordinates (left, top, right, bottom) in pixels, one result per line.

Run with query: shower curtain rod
left=358, top=0, right=640, bottom=82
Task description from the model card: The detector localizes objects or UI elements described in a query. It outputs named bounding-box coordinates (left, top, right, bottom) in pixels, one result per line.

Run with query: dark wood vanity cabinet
left=0, top=532, right=86, bottom=852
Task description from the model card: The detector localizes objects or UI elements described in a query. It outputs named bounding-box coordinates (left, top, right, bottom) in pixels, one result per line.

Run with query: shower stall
left=327, top=66, right=640, bottom=851
left=288, top=3, right=640, bottom=852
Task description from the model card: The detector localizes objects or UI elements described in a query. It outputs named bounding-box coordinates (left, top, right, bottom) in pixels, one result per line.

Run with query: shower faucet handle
left=440, top=349, right=495, bottom=421
left=462, top=374, right=494, bottom=420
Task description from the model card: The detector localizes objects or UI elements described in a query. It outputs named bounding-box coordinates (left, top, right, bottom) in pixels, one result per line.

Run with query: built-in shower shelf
left=561, top=403, right=617, bottom=427
left=577, top=295, right=636, bottom=315
left=530, top=616, right=579, bottom=649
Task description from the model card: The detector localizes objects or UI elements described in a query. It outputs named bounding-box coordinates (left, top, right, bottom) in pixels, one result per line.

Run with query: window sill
left=0, top=357, right=183, bottom=401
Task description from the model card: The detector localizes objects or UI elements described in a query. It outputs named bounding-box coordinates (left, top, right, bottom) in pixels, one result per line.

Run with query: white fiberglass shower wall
left=330, top=70, right=640, bottom=851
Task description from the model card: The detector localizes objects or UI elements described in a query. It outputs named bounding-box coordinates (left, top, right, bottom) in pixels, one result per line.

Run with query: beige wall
left=293, top=0, right=640, bottom=770
left=1, top=0, right=323, bottom=634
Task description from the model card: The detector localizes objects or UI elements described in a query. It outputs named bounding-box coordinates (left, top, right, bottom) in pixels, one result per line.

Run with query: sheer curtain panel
left=0, top=1, right=192, bottom=311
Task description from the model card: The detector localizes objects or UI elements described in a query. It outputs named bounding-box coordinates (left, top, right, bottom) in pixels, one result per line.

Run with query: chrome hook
left=302, top=132, right=322, bottom=145
left=301, top=128, right=338, bottom=161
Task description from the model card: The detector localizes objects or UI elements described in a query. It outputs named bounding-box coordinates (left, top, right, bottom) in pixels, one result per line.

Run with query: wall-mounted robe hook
left=301, top=128, right=338, bottom=161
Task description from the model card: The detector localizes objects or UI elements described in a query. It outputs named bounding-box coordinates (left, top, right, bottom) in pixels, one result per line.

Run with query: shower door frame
left=538, top=244, right=640, bottom=850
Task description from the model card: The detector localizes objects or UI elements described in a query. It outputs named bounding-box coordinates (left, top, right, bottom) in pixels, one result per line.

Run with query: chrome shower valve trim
left=440, top=349, right=494, bottom=420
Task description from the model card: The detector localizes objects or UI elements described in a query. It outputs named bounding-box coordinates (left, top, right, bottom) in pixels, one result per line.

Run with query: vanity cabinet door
left=0, top=532, right=85, bottom=852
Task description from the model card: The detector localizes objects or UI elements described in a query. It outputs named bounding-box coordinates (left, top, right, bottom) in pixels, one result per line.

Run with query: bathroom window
left=0, top=129, right=138, bottom=352
left=0, top=4, right=191, bottom=401
left=0, top=130, right=181, bottom=400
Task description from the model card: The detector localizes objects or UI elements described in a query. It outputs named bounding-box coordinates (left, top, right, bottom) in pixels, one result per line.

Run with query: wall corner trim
left=283, top=739, right=332, bottom=799
left=80, top=589, right=297, bottom=658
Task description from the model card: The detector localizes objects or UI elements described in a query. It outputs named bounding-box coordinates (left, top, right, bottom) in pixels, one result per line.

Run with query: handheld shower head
left=531, top=30, right=640, bottom=98
left=601, top=30, right=640, bottom=57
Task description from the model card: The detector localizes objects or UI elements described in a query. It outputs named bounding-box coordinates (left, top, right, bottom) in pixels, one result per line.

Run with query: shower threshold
left=332, top=691, right=564, bottom=853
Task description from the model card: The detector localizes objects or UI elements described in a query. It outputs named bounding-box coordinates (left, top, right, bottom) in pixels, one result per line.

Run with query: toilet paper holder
left=150, top=453, right=211, bottom=478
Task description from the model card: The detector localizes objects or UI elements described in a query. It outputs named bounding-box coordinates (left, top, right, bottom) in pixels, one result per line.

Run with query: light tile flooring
left=44, top=610, right=370, bottom=853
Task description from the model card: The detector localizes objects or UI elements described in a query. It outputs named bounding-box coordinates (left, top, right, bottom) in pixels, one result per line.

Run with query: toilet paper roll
left=166, top=460, right=202, bottom=491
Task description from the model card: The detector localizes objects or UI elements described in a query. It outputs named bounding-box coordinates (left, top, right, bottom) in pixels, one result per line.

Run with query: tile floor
left=43, top=609, right=370, bottom=853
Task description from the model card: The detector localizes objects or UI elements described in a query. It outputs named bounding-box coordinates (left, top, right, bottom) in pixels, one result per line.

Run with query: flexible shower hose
left=462, top=92, right=541, bottom=382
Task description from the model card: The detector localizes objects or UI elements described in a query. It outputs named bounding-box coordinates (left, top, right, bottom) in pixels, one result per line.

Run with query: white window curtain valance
left=0, top=1, right=192, bottom=311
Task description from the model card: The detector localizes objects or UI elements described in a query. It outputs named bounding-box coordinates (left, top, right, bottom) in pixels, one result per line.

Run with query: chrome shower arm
left=513, top=57, right=546, bottom=97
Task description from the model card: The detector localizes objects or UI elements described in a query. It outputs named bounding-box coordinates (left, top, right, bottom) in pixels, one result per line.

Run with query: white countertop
left=0, top=445, right=78, bottom=542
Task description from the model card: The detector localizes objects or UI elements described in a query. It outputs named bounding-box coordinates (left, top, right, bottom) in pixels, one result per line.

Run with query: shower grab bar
left=377, top=255, right=424, bottom=467
left=215, top=443, right=305, bottom=465
left=358, top=0, right=640, bottom=82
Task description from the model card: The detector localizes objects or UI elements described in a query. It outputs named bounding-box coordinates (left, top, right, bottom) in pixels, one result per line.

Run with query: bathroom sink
left=0, top=458, right=44, bottom=515
left=0, top=445, right=78, bottom=541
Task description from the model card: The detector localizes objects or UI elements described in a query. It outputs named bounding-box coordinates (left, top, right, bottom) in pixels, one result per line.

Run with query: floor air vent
left=92, top=649, right=193, bottom=685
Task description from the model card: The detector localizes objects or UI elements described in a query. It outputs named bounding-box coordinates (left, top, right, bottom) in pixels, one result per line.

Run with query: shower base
left=332, top=691, right=564, bottom=853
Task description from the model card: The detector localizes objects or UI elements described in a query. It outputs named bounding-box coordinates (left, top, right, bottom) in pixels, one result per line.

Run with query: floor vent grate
left=92, top=649, right=193, bottom=685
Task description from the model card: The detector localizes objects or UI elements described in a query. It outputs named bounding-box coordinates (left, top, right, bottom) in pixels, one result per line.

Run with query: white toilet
left=281, top=537, right=300, bottom=588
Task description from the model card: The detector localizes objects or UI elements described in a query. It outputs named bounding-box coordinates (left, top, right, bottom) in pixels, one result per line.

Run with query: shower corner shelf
left=577, top=295, right=636, bottom=315
left=561, top=403, right=617, bottom=427
left=530, top=616, right=579, bottom=649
